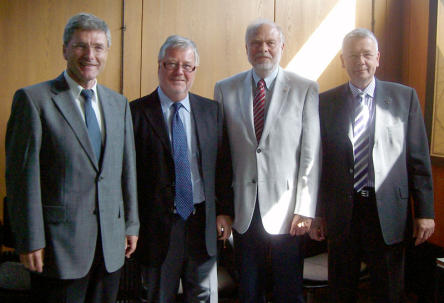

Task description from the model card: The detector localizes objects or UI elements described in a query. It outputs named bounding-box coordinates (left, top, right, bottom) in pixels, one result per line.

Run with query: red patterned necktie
left=253, top=79, right=266, bottom=142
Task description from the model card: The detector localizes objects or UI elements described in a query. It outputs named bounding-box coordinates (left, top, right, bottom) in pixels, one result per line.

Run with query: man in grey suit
left=214, top=19, right=321, bottom=303
left=130, top=35, right=233, bottom=302
left=5, top=13, right=139, bottom=303
left=310, top=28, right=435, bottom=302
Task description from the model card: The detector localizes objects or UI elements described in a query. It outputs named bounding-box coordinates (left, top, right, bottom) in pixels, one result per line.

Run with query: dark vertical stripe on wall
left=425, top=0, right=442, bottom=165
left=120, top=0, right=126, bottom=94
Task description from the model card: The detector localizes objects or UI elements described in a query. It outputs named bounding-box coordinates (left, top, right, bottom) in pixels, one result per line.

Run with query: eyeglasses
left=162, top=62, right=196, bottom=72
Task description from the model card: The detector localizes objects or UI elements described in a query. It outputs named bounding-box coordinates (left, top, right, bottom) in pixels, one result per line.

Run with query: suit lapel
left=239, top=70, right=257, bottom=143
left=189, top=94, right=207, bottom=169
left=373, top=79, right=390, bottom=146
left=50, top=74, right=99, bottom=170
left=329, top=84, right=354, bottom=162
left=141, top=91, right=172, bottom=155
left=98, top=85, right=116, bottom=170
left=260, top=68, right=288, bottom=144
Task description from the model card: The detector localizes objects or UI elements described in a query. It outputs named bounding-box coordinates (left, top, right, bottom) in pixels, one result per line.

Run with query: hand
left=413, top=218, right=435, bottom=246
left=309, top=217, right=326, bottom=241
left=290, top=214, right=312, bottom=236
left=125, top=235, right=138, bottom=258
left=216, top=215, right=233, bottom=241
left=20, top=248, right=44, bottom=272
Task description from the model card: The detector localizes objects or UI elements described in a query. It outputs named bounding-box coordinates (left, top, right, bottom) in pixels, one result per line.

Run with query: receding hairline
left=245, top=19, right=285, bottom=45
left=342, top=28, right=379, bottom=52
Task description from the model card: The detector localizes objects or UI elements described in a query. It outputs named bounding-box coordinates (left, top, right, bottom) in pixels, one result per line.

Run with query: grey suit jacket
left=214, top=67, right=321, bottom=235
left=5, top=73, right=139, bottom=279
left=319, top=79, right=434, bottom=245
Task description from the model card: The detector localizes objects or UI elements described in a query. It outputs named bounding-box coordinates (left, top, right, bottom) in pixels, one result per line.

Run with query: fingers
left=290, top=216, right=312, bottom=236
left=125, top=235, right=138, bottom=258
left=20, top=249, right=44, bottom=272
left=218, top=224, right=231, bottom=240
left=216, top=215, right=233, bottom=240
left=413, top=219, right=435, bottom=246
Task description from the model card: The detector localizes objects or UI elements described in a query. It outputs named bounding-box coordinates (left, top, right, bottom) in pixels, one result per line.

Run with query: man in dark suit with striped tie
left=310, top=28, right=435, bottom=302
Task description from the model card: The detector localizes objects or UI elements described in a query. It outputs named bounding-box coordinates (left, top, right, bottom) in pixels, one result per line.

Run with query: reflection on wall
left=432, top=0, right=444, bottom=157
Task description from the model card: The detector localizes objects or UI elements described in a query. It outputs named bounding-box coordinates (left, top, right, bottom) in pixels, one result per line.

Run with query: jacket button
left=257, top=148, right=262, bottom=153
left=252, top=179, right=257, bottom=184
left=349, top=168, right=353, bottom=174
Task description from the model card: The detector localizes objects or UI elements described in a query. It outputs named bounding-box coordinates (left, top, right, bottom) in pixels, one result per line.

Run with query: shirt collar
left=63, top=70, right=98, bottom=100
left=348, top=77, right=375, bottom=99
left=252, top=66, right=279, bottom=90
left=157, top=86, right=190, bottom=113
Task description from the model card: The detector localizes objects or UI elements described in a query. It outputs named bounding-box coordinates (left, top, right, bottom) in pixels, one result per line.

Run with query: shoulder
left=97, top=84, right=126, bottom=103
left=320, top=83, right=347, bottom=101
left=376, top=79, right=414, bottom=94
left=190, top=93, right=218, bottom=110
left=280, top=69, right=317, bottom=89
left=215, top=70, right=250, bottom=88
left=130, top=90, right=158, bottom=109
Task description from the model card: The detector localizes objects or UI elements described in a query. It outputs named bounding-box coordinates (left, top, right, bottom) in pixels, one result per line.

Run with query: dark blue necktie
left=81, top=89, right=102, bottom=161
left=171, top=102, right=193, bottom=220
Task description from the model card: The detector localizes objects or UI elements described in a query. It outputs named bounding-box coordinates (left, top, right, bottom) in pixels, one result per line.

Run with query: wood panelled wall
left=0, top=0, right=442, bottom=246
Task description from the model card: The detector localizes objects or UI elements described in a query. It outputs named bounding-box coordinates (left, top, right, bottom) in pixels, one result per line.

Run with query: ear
left=340, top=54, right=345, bottom=68
left=63, top=44, right=67, bottom=60
left=376, top=51, right=380, bottom=67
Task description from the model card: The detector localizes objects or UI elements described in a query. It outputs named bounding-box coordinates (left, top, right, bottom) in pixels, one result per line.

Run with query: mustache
left=254, top=53, right=272, bottom=59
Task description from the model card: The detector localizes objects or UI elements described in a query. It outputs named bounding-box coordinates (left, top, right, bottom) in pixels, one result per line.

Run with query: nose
left=83, top=46, right=95, bottom=59
left=259, top=42, right=269, bottom=52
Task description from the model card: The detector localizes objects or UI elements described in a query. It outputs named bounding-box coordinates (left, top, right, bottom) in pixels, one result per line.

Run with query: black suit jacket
left=130, top=89, right=233, bottom=266
left=318, top=79, right=433, bottom=245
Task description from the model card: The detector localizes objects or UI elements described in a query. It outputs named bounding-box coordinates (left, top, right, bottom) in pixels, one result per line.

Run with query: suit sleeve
left=121, top=98, right=140, bottom=236
left=5, top=89, right=46, bottom=253
left=294, top=82, right=321, bottom=218
left=407, top=88, right=434, bottom=219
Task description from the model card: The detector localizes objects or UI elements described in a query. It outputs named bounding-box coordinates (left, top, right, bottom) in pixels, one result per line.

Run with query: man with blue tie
left=5, top=13, right=139, bottom=303
left=310, top=28, right=435, bottom=302
left=130, top=35, right=233, bottom=302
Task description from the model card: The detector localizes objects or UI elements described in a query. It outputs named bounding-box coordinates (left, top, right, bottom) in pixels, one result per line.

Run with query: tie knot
left=257, top=79, right=265, bottom=89
left=81, top=89, right=94, bottom=101
left=171, top=102, right=183, bottom=113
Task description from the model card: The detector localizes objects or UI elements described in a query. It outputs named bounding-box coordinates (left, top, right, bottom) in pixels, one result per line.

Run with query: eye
left=94, top=45, right=106, bottom=53
left=74, top=43, right=87, bottom=50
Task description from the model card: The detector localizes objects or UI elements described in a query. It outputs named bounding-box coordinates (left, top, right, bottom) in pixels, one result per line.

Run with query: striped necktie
left=253, top=79, right=266, bottom=142
left=353, top=92, right=370, bottom=192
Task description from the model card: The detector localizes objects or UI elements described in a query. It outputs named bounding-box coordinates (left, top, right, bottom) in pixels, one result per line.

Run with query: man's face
left=246, top=24, right=284, bottom=76
left=341, top=37, right=380, bottom=89
left=63, top=29, right=109, bottom=89
left=158, top=47, right=196, bottom=102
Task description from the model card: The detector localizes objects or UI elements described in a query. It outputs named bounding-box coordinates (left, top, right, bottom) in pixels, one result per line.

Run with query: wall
left=0, top=0, right=442, bottom=246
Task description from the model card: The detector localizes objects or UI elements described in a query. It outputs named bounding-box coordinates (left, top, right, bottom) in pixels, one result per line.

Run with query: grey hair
left=342, top=28, right=378, bottom=52
left=245, top=19, right=285, bottom=45
left=158, top=35, right=200, bottom=66
left=63, top=13, right=111, bottom=47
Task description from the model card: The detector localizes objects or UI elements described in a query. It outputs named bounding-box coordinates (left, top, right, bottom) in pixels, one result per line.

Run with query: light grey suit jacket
left=319, top=79, right=434, bottom=244
left=214, top=67, right=321, bottom=235
left=6, top=73, right=139, bottom=279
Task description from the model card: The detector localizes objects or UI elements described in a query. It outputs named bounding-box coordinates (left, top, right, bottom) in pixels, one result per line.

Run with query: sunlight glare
left=285, top=0, right=356, bottom=80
